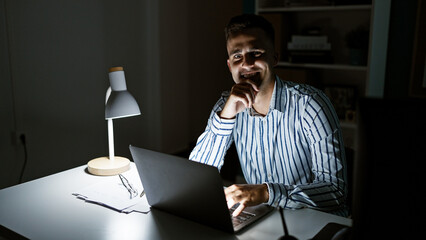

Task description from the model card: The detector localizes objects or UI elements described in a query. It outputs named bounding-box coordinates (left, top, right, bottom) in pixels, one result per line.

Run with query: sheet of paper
left=73, top=167, right=150, bottom=213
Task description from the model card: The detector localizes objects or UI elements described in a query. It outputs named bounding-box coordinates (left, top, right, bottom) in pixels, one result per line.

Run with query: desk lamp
left=88, top=66, right=140, bottom=176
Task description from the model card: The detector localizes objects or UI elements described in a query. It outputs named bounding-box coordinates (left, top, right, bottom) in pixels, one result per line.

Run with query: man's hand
left=220, top=81, right=259, bottom=119
left=225, top=184, right=269, bottom=217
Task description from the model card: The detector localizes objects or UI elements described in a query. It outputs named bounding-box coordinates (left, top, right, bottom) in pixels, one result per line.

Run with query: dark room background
left=1, top=5, right=425, bottom=236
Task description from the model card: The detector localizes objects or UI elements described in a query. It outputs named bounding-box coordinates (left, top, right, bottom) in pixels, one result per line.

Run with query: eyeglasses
left=118, top=174, right=138, bottom=199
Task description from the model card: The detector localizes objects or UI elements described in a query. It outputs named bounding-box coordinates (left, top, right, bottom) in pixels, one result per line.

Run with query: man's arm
left=267, top=91, right=348, bottom=215
left=190, top=80, right=258, bottom=166
left=189, top=94, right=235, bottom=168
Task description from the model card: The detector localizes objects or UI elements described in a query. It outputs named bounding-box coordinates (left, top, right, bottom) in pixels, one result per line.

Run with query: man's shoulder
left=221, top=90, right=231, bottom=98
left=211, top=91, right=230, bottom=111
left=277, top=78, right=322, bottom=97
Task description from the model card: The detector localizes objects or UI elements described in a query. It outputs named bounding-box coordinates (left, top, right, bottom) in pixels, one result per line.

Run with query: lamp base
left=87, top=156, right=130, bottom=176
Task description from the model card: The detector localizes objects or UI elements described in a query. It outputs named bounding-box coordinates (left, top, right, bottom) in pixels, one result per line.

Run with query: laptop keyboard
left=229, top=207, right=256, bottom=227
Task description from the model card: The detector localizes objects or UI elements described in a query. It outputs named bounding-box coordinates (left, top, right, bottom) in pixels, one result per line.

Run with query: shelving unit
left=258, top=4, right=371, bottom=13
left=276, top=61, right=367, bottom=71
left=254, top=0, right=391, bottom=157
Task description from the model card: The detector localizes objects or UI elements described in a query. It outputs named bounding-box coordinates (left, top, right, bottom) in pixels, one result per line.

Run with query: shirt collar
left=269, top=75, right=278, bottom=111
left=248, top=75, right=282, bottom=117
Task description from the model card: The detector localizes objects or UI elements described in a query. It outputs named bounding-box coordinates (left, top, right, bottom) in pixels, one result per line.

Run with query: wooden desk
left=0, top=163, right=352, bottom=240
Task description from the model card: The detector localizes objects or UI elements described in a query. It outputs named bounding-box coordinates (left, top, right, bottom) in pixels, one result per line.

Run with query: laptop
left=129, top=145, right=273, bottom=233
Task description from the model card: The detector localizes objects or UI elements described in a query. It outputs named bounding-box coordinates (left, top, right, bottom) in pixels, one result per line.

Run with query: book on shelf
left=288, top=50, right=333, bottom=63
left=287, top=42, right=331, bottom=51
left=324, top=86, right=357, bottom=121
left=291, top=35, right=328, bottom=44
left=287, top=34, right=333, bottom=63
left=288, top=35, right=330, bottom=49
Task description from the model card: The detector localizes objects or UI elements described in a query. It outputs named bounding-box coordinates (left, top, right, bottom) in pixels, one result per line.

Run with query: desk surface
left=0, top=163, right=352, bottom=240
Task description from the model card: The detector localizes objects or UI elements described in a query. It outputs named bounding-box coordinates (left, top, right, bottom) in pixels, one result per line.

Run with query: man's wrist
left=211, top=113, right=235, bottom=135
left=219, top=111, right=236, bottom=119
left=262, top=183, right=269, bottom=203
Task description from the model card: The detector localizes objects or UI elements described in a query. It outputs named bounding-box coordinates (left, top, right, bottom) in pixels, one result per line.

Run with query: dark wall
left=353, top=97, right=426, bottom=239
left=384, top=0, right=419, bottom=98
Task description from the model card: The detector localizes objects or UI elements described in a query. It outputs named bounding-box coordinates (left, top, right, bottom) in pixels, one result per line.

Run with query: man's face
left=226, top=28, right=278, bottom=88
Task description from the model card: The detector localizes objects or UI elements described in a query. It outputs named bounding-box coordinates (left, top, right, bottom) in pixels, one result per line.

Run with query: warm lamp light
left=87, top=66, right=140, bottom=176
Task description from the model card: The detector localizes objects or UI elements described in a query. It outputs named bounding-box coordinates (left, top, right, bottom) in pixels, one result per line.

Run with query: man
left=189, top=14, right=348, bottom=217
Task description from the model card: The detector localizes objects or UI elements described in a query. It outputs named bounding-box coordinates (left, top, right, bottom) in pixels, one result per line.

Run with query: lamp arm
left=108, top=118, right=115, bottom=161
left=106, top=86, right=115, bottom=161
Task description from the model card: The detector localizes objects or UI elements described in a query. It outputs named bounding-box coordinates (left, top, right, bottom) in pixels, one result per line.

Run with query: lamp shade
left=105, top=67, right=141, bottom=119
left=105, top=91, right=140, bottom=119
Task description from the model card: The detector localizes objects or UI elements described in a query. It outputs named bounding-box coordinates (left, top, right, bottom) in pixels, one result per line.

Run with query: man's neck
left=252, top=75, right=275, bottom=116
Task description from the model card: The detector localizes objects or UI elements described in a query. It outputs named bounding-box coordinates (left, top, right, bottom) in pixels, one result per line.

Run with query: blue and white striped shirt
left=190, top=76, right=348, bottom=216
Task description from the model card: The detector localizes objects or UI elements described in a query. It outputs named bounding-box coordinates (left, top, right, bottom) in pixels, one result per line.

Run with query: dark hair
left=224, top=14, right=275, bottom=46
